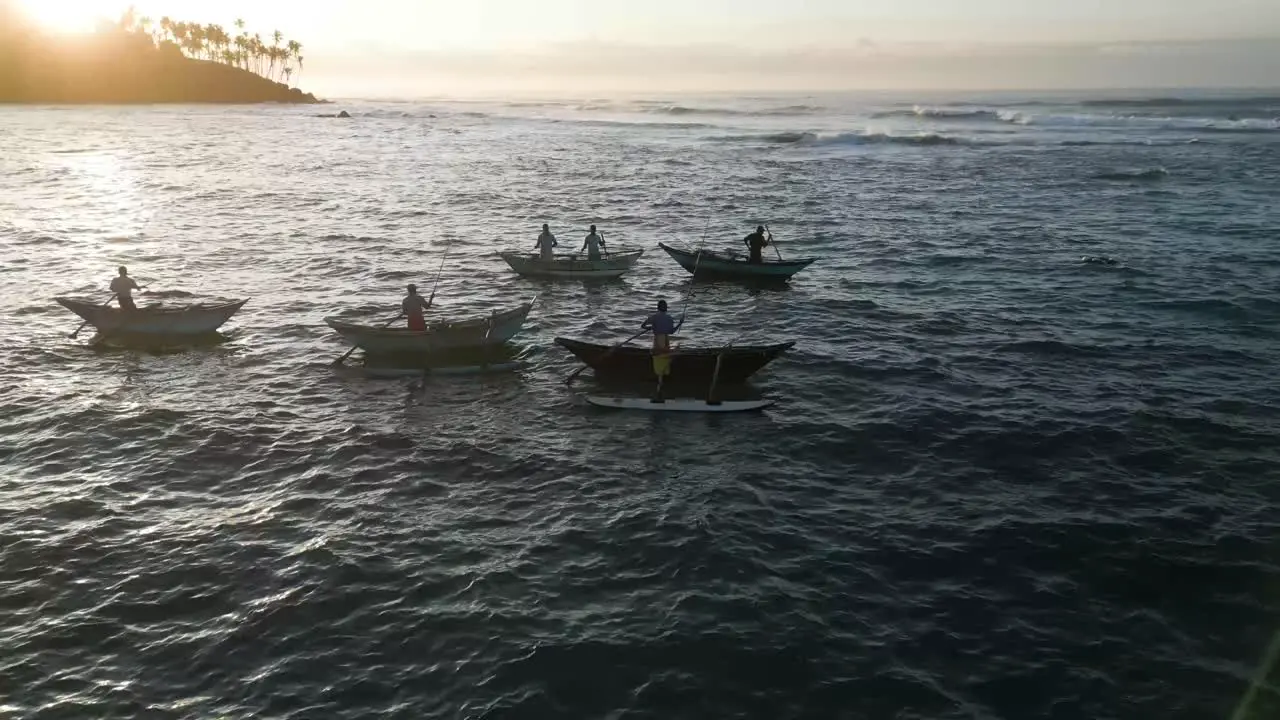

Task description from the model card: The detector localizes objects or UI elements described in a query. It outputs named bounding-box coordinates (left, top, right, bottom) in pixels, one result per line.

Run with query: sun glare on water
left=16, top=0, right=112, bottom=34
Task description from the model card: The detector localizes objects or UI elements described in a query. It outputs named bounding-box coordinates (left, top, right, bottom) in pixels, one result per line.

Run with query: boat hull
left=325, top=299, right=534, bottom=355
left=586, top=396, right=774, bottom=412
left=498, top=250, right=643, bottom=279
left=555, top=336, right=794, bottom=385
left=55, top=297, right=248, bottom=336
left=658, top=243, right=815, bottom=280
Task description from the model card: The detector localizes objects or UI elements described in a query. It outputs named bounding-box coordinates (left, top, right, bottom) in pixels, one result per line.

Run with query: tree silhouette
left=107, top=9, right=306, bottom=87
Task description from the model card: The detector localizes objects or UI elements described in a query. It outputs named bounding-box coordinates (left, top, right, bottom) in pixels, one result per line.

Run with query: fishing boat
left=657, top=242, right=816, bottom=280
left=497, top=250, right=644, bottom=280
left=55, top=297, right=248, bottom=337
left=555, top=336, right=794, bottom=385
left=325, top=297, right=535, bottom=355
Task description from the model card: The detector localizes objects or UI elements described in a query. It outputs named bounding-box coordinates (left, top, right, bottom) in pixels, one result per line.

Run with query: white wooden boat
left=586, top=397, right=774, bottom=412
left=55, top=296, right=248, bottom=336
left=324, top=297, right=535, bottom=355
left=497, top=250, right=644, bottom=280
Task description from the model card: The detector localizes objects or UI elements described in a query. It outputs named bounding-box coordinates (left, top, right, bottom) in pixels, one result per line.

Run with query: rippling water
left=2, top=90, right=1279, bottom=719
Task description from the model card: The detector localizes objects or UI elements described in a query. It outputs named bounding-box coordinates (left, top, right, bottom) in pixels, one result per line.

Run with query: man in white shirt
left=535, top=223, right=557, bottom=262
left=109, top=266, right=140, bottom=310
left=580, top=225, right=605, bottom=261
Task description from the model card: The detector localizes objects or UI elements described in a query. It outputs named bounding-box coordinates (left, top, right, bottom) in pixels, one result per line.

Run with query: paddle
left=333, top=313, right=401, bottom=366
left=765, top=224, right=783, bottom=261
left=565, top=252, right=701, bottom=386
left=70, top=294, right=116, bottom=339
left=706, top=338, right=732, bottom=405
left=565, top=327, right=644, bottom=385
left=334, top=245, right=452, bottom=367
left=70, top=281, right=151, bottom=339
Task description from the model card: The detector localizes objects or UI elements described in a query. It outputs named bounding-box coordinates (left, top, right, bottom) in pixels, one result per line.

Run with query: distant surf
left=710, top=131, right=963, bottom=147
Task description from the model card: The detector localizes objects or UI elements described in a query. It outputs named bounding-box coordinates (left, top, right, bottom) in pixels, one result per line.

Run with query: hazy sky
left=14, top=0, right=1280, bottom=94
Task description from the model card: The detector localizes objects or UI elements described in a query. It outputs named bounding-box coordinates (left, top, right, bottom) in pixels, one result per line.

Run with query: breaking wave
left=711, top=131, right=963, bottom=147
left=1093, top=168, right=1170, bottom=181
left=643, top=103, right=824, bottom=117
left=874, top=106, right=1003, bottom=121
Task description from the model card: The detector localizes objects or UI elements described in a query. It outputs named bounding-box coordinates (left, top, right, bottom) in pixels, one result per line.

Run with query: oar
left=565, top=327, right=646, bottom=385
left=565, top=253, right=701, bottom=385
left=332, top=313, right=401, bottom=366
left=765, top=224, right=783, bottom=261
left=70, top=294, right=117, bottom=338
left=706, top=338, right=732, bottom=405
left=70, top=282, right=150, bottom=339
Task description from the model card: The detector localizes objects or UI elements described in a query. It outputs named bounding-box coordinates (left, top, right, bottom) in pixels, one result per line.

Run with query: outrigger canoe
left=657, top=242, right=816, bottom=280
left=555, top=336, right=794, bottom=385
left=55, top=296, right=248, bottom=336
left=497, top=250, right=644, bottom=280
left=325, top=297, right=535, bottom=355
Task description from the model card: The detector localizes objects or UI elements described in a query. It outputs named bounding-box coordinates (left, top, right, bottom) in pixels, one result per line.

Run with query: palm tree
left=118, top=4, right=137, bottom=31
left=234, top=35, right=249, bottom=69
left=190, top=23, right=206, bottom=59
left=266, top=43, right=278, bottom=79
left=252, top=34, right=264, bottom=75
left=175, top=21, right=190, bottom=56
left=104, top=13, right=309, bottom=86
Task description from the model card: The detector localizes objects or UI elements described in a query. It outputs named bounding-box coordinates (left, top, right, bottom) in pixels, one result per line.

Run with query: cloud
left=302, top=37, right=1280, bottom=97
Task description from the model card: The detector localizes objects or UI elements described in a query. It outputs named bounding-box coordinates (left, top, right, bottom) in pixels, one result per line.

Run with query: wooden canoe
left=658, top=242, right=815, bottom=280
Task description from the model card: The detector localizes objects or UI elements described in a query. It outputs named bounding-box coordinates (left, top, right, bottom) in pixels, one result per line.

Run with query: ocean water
left=1, top=90, right=1279, bottom=719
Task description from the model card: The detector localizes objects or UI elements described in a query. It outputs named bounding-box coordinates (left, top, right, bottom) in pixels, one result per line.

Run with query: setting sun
left=14, top=0, right=108, bottom=33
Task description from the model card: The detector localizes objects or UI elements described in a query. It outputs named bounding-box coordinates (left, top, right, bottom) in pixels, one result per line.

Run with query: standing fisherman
left=535, top=223, right=558, bottom=262
left=110, top=266, right=141, bottom=310
left=641, top=299, right=679, bottom=401
left=401, top=283, right=431, bottom=330
left=743, top=225, right=770, bottom=264
left=580, top=224, right=605, bottom=260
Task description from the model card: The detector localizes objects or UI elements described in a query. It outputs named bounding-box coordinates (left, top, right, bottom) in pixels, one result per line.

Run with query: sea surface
left=1, top=89, right=1279, bottom=719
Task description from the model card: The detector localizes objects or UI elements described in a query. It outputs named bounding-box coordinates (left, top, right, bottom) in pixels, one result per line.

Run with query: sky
left=11, top=0, right=1280, bottom=95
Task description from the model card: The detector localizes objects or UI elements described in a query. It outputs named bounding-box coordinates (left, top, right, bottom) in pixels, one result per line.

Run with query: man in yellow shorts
left=641, top=299, right=677, bottom=400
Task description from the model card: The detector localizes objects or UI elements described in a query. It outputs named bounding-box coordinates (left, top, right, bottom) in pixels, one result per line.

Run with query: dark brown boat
left=555, top=337, right=795, bottom=385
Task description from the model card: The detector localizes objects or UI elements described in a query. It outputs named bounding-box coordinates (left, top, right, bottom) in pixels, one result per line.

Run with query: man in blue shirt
left=641, top=300, right=678, bottom=398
